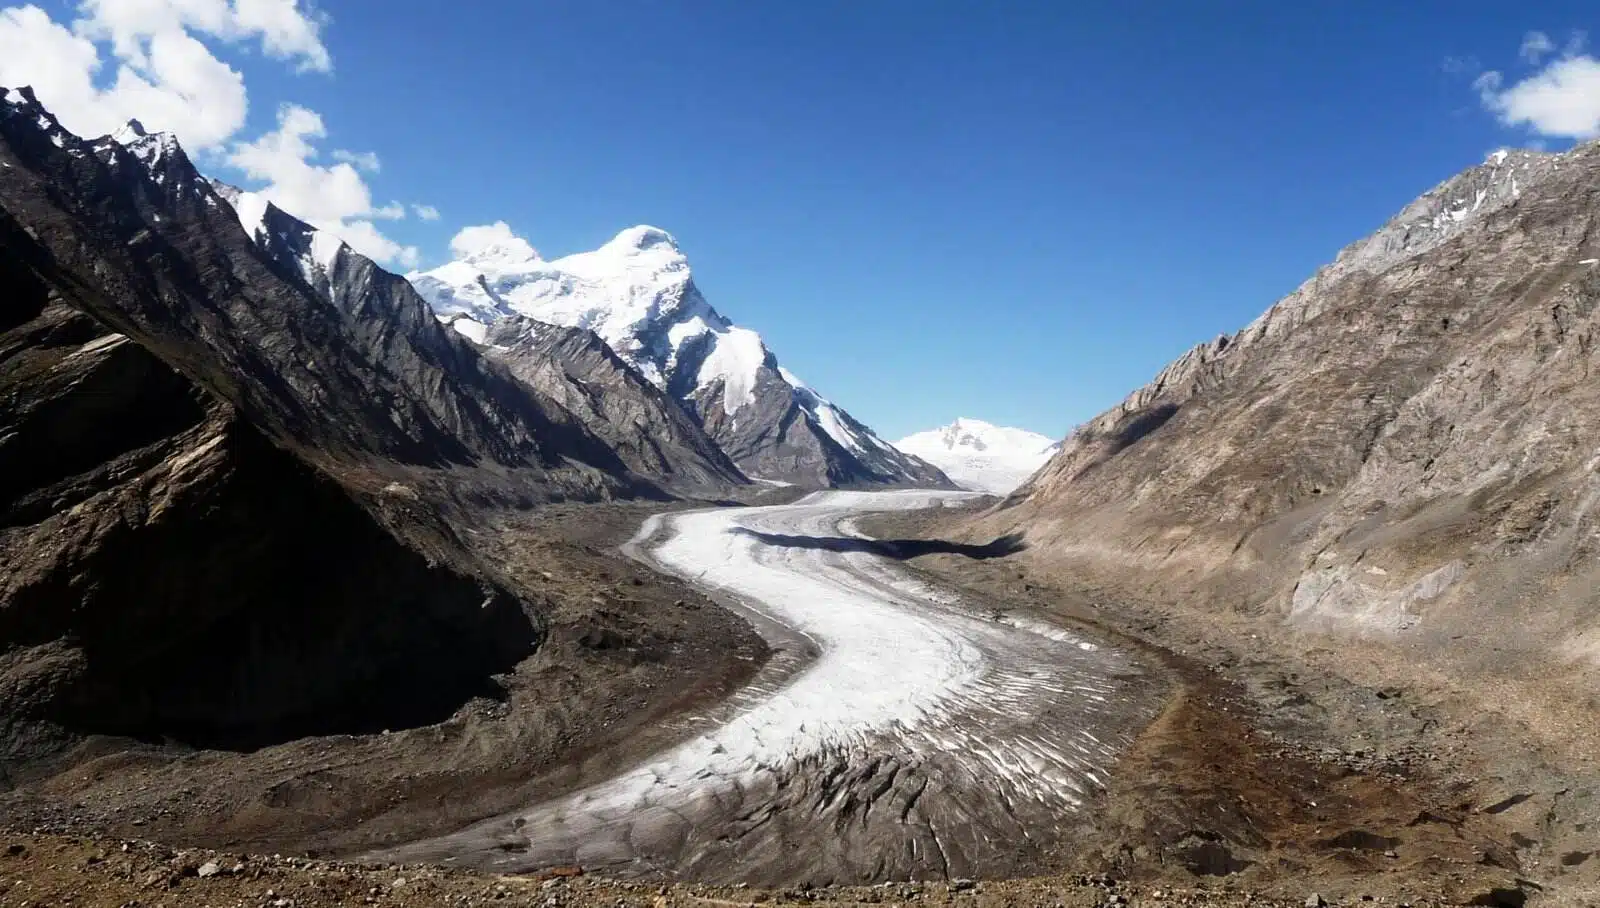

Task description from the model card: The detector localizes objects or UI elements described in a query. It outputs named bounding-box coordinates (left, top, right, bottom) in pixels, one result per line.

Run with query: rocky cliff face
left=0, top=87, right=662, bottom=765
left=410, top=227, right=952, bottom=489
left=1, top=97, right=647, bottom=494
left=0, top=285, right=536, bottom=762
left=987, top=142, right=1600, bottom=658
left=480, top=316, right=748, bottom=492
left=204, top=181, right=745, bottom=497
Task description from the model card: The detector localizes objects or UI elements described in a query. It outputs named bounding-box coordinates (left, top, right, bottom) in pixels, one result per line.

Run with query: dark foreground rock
left=0, top=87, right=754, bottom=809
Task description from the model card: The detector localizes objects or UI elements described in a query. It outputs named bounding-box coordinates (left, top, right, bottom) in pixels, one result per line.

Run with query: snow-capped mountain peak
left=605, top=224, right=679, bottom=254
left=112, top=118, right=150, bottom=142
left=412, top=225, right=719, bottom=390
left=894, top=418, right=1057, bottom=494
left=110, top=118, right=181, bottom=169
left=409, top=225, right=952, bottom=488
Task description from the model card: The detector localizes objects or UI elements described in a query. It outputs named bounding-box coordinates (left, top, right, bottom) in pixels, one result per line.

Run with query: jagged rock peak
left=113, top=118, right=150, bottom=141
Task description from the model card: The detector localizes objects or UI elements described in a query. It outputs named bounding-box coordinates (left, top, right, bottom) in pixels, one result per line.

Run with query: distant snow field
left=894, top=417, right=1058, bottom=494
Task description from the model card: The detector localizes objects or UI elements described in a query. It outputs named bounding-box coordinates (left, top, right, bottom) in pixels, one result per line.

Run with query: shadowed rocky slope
left=208, top=182, right=746, bottom=497
left=0, top=86, right=667, bottom=768
left=481, top=316, right=748, bottom=492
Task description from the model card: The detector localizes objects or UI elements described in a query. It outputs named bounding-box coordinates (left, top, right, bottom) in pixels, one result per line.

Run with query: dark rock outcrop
left=0, top=87, right=659, bottom=766
left=481, top=316, right=748, bottom=493
left=0, top=296, right=535, bottom=759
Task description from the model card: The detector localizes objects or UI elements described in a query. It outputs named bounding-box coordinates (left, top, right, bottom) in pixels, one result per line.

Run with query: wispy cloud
left=413, top=204, right=440, bottom=221
left=331, top=148, right=380, bottom=172
left=1474, top=30, right=1600, bottom=140
left=1520, top=31, right=1555, bottom=64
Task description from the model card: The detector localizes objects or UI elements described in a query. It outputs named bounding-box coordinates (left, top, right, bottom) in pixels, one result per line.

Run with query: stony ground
left=857, top=503, right=1576, bottom=907
left=0, top=833, right=1507, bottom=907
left=0, top=501, right=769, bottom=858
left=0, top=495, right=1562, bottom=907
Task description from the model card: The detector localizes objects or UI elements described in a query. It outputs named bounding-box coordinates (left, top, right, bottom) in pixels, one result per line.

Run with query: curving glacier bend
left=373, top=492, right=1161, bottom=885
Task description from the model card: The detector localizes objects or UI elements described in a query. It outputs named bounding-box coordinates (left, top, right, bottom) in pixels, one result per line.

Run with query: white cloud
left=75, top=0, right=329, bottom=72
left=449, top=221, right=539, bottom=262
left=1520, top=31, right=1555, bottom=64
left=331, top=147, right=379, bottom=171
left=1478, top=54, right=1600, bottom=139
left=229, top=104, right=418, bottom=266
left=413, top=204, right=440, bottom=221
left=0, top=1, right=329, bottom=150
left=0, top=5, right=246, bottom=148
left=338, top=219, right=419, bottom=270
left=0, top=0, right=422, bottom=267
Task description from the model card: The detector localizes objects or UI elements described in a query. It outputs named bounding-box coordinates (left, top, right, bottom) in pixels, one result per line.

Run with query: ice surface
left=374, top=491, right=1148, bottom=876
left=449, top=316, right=488, bottom=344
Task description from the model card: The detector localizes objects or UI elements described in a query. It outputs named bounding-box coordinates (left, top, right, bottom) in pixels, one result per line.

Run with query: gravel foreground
left=0, top=834, right=1501, bottom=908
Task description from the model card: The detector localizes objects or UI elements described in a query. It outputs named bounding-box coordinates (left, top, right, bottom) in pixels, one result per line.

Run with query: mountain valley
left=3, top=75, right=1600, bottom=908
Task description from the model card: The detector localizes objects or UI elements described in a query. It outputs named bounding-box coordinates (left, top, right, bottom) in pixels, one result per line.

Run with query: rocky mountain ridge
left=206, top=182, right=746, bottom=494
left=0, top=85, right=668, bottom=766
left=1024, top=147, right=1564, bottom=486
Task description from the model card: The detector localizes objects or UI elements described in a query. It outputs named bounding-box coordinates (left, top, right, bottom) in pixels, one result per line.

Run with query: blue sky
left=4, top=2, right=1599, bottom=440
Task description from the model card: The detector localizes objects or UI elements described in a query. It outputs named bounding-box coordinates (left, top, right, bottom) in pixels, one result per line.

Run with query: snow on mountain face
left=110, top=119, right=181, bottom=171
left=781, top=367, right=905, bottom=462
left=209, top=180, right=348, bottom=288
left=410, top=226, right=723, bottom=389
left=410, top=227, right=951, bottom=488
left=894, top=418, right=1058, bottom=494
left=106, top=123, right=322, bottom=277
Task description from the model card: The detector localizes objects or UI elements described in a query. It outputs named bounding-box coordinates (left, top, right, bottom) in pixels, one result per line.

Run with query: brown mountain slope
left=952, top=143, right=1600, bottom=898
left=982, top=141, right=1600, bottom=710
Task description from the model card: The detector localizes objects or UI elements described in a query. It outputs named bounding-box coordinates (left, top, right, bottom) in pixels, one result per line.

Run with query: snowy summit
left=894, top=418, right=1057, bottom=494
left=408, top=225, right=951, bottom=487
